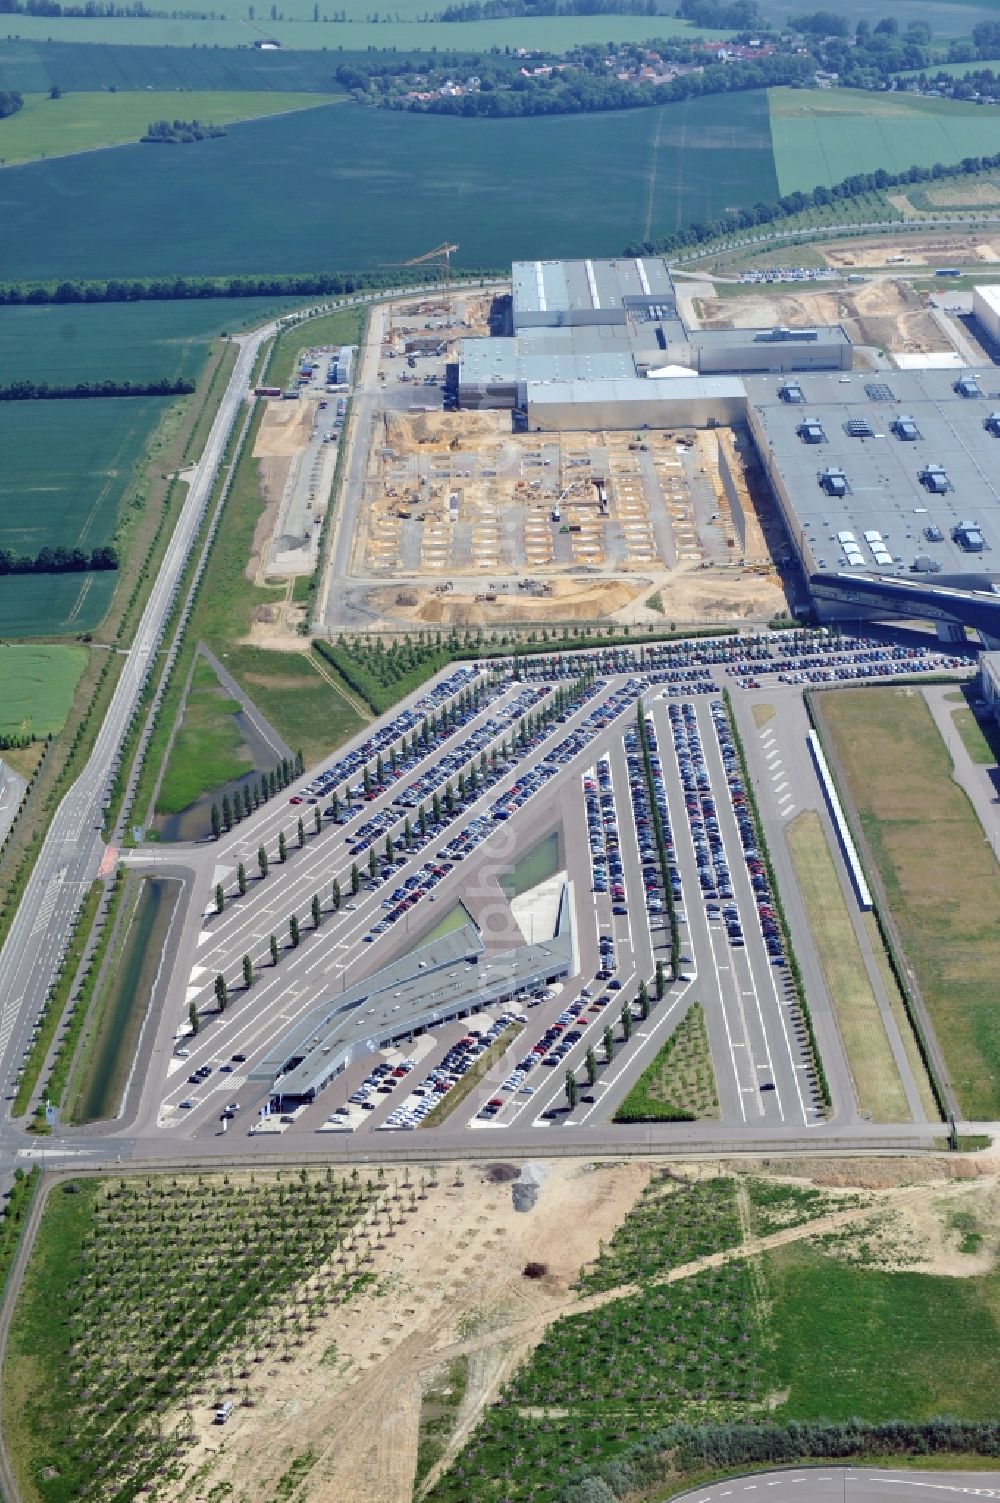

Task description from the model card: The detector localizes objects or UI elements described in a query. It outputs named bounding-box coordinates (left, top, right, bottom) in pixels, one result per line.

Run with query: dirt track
left=153, top=1155, right=999, bottom=1503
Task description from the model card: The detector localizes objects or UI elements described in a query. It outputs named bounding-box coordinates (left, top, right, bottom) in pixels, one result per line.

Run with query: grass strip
left=415, top=1356, right=470, bottom=1490
left=806, top=689, right=948, bottom=1122
left=0, top=1167, right=41, bottom=1305
left=722, top=688, right=830, bottom=1109
left=785, top=810, right=909, bottom=1123
left=614, top=1002, right=718, bottom=1123
left=44, top=871, right=129, bottom=1123
left=11, top=880, right=104, bottom=1120
left=418, top=1022, right=522, bottom=1130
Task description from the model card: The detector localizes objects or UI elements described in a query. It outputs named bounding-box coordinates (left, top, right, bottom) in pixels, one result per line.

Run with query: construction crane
left=383, top=242, right=459, bottom=311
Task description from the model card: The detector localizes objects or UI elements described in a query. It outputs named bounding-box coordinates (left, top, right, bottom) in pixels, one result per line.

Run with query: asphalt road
left=671, top=1469, right=1000, bottom=1503
left=0, top=316, right=283, bottom=1115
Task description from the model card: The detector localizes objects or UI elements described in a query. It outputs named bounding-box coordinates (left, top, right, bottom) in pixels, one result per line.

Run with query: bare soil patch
left=153, top=1159, right=653, bottom=1503
left=694, top=279, right=948, bottom=354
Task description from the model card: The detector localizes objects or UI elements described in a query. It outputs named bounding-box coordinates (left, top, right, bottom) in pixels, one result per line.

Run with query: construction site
left=350, top=407, right=781, bottom=629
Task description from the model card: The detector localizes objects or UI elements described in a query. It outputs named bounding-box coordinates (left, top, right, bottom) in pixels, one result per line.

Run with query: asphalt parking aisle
left=696, top=698, right=811, bottom=1125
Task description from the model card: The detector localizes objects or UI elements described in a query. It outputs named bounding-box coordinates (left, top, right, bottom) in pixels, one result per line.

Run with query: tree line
left=209, top=752, right=305, bottom=839
left=141, top=118, right=227, bottom=143
left=0, top=545, right=118, bottom=576
left=561, top=1419, right=1000, bottom=1503
left=0, top=265, right=499, bottom=308
left=439, top=0, right=657, bottom=19
left=627, top=150, right=1000, bottom=257
left=0, top=90, right=23, bottom=117
left=400, top=52, right=811, bottom=114
left=0, top=377, right=195, bottom=401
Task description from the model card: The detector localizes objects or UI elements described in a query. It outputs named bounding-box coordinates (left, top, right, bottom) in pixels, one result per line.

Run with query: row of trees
left=0, top=89, right=23, bottom=117
left=562, top=1420, right=1000, bottom=1503
left=141, top=118, right=227, bottom=143
left=0, top=0, right=162, bottom=13
left=629, top=151, right=1000, bottom=257
left=0, top=544, right=118, bottom=576
left=208, top=751, right=305, bottom=840
left=439, top=0, right=659, bottom=20
left=0, top=265, right=494, bottom=308
left=0, top=377, right=195, bottom=401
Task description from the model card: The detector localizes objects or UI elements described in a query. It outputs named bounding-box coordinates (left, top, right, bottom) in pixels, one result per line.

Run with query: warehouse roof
left=525, top=375, right=747, bottom=408
left=692, top=324, right=852, bottom=350
left=745, top=368, right=1000, bottom=580
left=512, top=257, right=675, bottom=323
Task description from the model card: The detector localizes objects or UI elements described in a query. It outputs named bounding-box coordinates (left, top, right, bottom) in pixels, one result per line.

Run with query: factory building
left=452, top=257, right=1000, bottom=634
left=973, top=284, right=1000, bottom=348
left=253, top=886, right=574, bottom=1106
left=743, top=368, right=1000, bottom=634
left=457, top=257, right=850, bottom=413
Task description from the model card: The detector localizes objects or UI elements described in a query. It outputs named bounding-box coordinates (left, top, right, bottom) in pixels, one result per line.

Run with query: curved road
left=671, top=1470, right=1000, bottom=1503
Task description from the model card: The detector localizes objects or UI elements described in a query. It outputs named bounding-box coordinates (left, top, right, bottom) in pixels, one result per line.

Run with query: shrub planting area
left=613, top=1003, right=718, bottom=1123
left=426, top=1167, right=1000, bottom=1503
left=576, top=1174, right=741, bottom=1294
left=4, top=1168, right=395, bottom=1503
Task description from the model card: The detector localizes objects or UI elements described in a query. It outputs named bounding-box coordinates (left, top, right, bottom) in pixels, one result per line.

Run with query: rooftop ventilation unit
left=954, top=375, right=982, bottom=399
left=911, top=554, right=943, bottom=573
left=923, top=524, right=944, bottom=543
left=778, top=380, right=804, bottom=404
left=819, top=466, right=848, bottom=497
left=845, top=416, right=875, bottom=438
left=757, top=326, right=819, bottom=343
left=918, top=464, right=952, bottom=494
left=864, top=382, right=897, bottom=402
left=891, top=414, right=921, bottom=441
left=797, top=419, right=826, bottom=445
left=985, top=412, right=1000, bottom=437
left=953, top=521, right=985, bottom=552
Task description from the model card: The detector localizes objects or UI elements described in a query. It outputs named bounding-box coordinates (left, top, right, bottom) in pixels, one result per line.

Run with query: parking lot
left=148, top=624, right=975, bottom=1141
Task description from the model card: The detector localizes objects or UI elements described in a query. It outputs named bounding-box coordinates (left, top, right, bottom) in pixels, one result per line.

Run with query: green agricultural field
left=0, top=397, right=174, bottom=636
left=0, top=644, right=87, bottom=736
left=0, top=298, right=304, bottom=387
left=0, top=92, right=778, bottom=280
left=756, top=0, right=1000, bottom=36
left=0, top=89, right=337, bottom=164
left=0, top=38, right=353, bottom=93
left=770, top=86, right=1000, bottom=195
left=816, top=687, right=1000, bottom=1120
left=154, top=656, right=253, bottom=815
left=0, top=10, right=714, bottom=51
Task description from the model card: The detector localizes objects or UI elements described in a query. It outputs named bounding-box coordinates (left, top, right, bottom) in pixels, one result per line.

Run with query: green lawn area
left=0, top=90, right=337, bottom=164
left=613, top=1002, right=718, bottom=1122
left=952, top=705, right=1000, bottom=766
left=222, top=646, right=366, bottom=766
left=769, top=1242, right=1000, bottom=1423
left=785, top=810, right=910, bottom=1123
left=817, top=687, right=1000, bottom=1119
left=154, top=655, right=252, bottom=815
left=770, top=86, right=1000, bottom=195
left=0, top=643, right=87, bottom=736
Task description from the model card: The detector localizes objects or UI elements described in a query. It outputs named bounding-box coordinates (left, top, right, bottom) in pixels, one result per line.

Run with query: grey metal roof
left=525, top=375, right=747, bottom=407
left=258, top=885, right=575, bottom=1101
left=512, top=257, right=675, bottom=321
left=745, top=368, right=1000, bottom=581
left=693, top=325, right=851, bottom=350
